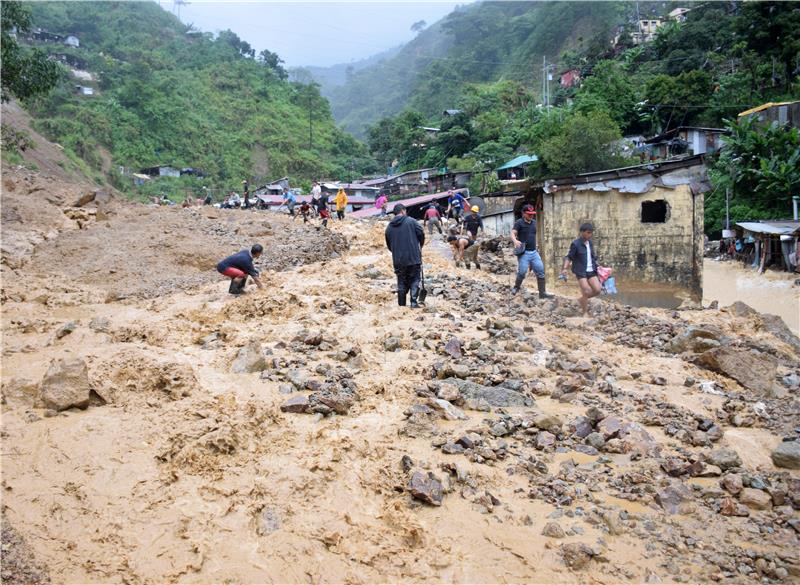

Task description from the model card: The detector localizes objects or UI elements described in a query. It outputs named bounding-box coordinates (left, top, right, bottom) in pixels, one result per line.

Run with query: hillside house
left=735, top=221, right=800, bottom=274
left=738, top=101, right=800, bottom=128
left=29, top=28, right=63, bottom=43
left=668, top=8, right=691, bottom=22
left=560, top=69, right=581, bottom=89
left=428, top=170, right=472, bottom=193
left=320, top=183, right=380, bottom=200
left=631, top=19, right=662, bottom=44
left=442, top=109, right=463, bottom=117
left=50, top=53, right=89, bottom=69
left=362, top=168, right=436, bottom=197
left=64, top=35, right=80, bottom=48
left=496, top=155, right=538, bottom=181
left=253, top=177, right=290, bottom=197
left=536, top=155, right=708, bottom=296
left=74, top=85, right=94, bottom=96
left=644, top=126, right=727, bottom=159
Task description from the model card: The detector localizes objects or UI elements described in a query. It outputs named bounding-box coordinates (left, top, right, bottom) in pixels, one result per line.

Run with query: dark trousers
left=394, top=264, right=421, bottom=306
left=337, top=210, right=345, bottom=220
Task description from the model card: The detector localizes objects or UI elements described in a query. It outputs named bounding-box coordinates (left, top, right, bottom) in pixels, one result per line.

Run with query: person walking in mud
left=216, top=244, right=265, bottom=295
left=335, top=187, right=348, bottom=220
left=385, top=204, right=425, bottom=308
left=510, top=204, right=553, bottom=298
left=424, top=203, right=443, bottom=235
left=561, top=222, right=601, bottom=315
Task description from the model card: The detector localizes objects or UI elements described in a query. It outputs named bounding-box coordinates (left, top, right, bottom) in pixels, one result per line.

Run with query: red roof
left=350, top=190, right=456, bottom=218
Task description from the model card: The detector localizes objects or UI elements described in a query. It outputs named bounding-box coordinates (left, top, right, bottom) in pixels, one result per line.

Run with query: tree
left=410, top=20, right=427, bottom=33
left=258, top=49, right=287, bottom=80
left=537, top=111, right=624, bottom=176
left=1, top=1, right=59, bottom=102
left=574, top=60, right=639, bottom=132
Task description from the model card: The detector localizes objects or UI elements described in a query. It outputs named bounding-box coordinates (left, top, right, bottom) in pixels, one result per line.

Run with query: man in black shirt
left=463, top=206, right=484, bottom=240
left=510, top=204, right=553, bottom=298
left=216, top=244, right=265, bottom=295
left=385, top=204, right=425, bottom=308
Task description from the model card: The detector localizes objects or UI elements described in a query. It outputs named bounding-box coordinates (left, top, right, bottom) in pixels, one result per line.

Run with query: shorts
left=220, top=267, right=246, bottom=279
left=576, top=270, right=598, bottom=280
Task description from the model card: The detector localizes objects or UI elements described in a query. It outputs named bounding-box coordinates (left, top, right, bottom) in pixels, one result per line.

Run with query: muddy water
left=703, top=259, right=800, bottom=334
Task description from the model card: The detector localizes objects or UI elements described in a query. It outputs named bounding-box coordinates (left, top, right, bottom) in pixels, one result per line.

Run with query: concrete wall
left=540, top=183, right=703, bottom=296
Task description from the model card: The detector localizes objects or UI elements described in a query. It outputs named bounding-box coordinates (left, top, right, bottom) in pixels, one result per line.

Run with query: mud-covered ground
left=2, top=167, right=799, bottom=584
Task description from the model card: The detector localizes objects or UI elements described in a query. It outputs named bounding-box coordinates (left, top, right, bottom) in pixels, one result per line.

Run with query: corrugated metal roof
left=736, top=221, right=800, bottom=235
left=350, top=190, right=453, bottom=219
left=497, top=155, right=538, bottom=170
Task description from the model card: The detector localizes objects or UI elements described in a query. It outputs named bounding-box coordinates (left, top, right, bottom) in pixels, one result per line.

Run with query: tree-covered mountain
left=18, top=1, right=377, bottom=191
left=325, top=1, right=624, bottom=137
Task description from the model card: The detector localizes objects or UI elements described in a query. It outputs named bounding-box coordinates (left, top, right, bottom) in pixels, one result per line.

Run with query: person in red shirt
left=423, top=203, right=443, bottom=235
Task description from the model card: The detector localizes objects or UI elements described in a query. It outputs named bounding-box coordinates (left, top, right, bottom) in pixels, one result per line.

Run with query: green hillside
left=326, top=1, right=623, bottom=137
left=20, top=1, right=376, bottom=192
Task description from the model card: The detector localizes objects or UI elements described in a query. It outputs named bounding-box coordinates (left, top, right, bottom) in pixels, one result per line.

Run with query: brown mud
left=1, top=166, right=799, bottom=584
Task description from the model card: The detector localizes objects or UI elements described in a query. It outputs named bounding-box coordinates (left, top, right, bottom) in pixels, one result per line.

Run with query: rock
left=726, top=301, right=757, bottom=318
left=257, top=507, right=281, bottom=535
left=560, top=543, right=594, bottom=570
left=401, top=455, right=414, bottom=472
left=761, top=314, right=800, bottom=354
left=722, top=473, right=743, bottom=495
left=430, top=398, right=468, bottom=421
left=651, top=375, right=667, bottom=386
left=55, top=321, right=77, bottom=339
left=408, top=471, right=444, bottom=506
left=40, top=358, right=91, bottom=411
left=585, top=432, right=605, bottom=450
left=449, top=364, right=470, bottom=379
left=357, top=267, right=383, bottom=279
left=719, top=497, right=750, bottom=517
left=441, top=442, right=465, bottom=455
left=490, top=422, right=510, bottom=437
left=532, top=413, right=563, bottom=433
left=698, top=464, right=722, bottom=477
left=231, top=340, right=266, bottom=373
left=88, top=317, right=111, bottom=332
left=542, top=522, right=565, bottom=538
left=384, top=337, right=401, bottom=352
left=696, top=348, right=777, bottom=395
left=661, top=458, right=690, bottom=477
left=666, top=326, right=724, bottom=354
left=286, top=369, right=307, bottom=389
left=278, top=384, right=294, bottom=394
left=570, top=416, right=593, bottom=439
left=706, top=448, right=742, bottom=471
left=739, top=488, right=772, bottom=510
left=536, top=431, right=556, bottom=450
left=655, top=482, right=694, bottom=515
left=597, top=416, right=622, bottom=440
left=1, top=378, right=40, bottom=409
left=456, top=433, right=481, bottom=450
left=444, top=337, right=463, bottom=359
left=308, top=387, right=356, bottom=415
left=442, top=378, right=533, bottom=407
left=280, top=395, right=309, bottom=413
left=771, top=441, right=800, bottom=470
left=436, top=382, right=461, bottom=404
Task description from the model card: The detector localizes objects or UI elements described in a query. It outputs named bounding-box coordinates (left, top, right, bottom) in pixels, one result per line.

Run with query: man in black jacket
left=385, top=204, right=425, bottom=308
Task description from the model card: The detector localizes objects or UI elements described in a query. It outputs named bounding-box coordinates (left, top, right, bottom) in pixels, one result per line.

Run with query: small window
left=641, top=200, right=668, bottom=223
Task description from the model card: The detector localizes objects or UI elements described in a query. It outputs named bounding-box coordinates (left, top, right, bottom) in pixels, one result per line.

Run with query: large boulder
left=442, top=378, right=533, bottom=407
left=666, top=325, right=725, bottom=354
left=761, top=314, right=800, bottom=354
left=40, top=358, right=91, bottom=411
left=231, top=340, right=266, bottom=373
left=771, top=441, right=800, bottom=470
left=695, top=347, right=777, bottom=394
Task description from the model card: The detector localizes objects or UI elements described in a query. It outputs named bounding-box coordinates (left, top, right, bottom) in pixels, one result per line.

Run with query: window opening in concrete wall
left=641, top=200, right=668, bottom=223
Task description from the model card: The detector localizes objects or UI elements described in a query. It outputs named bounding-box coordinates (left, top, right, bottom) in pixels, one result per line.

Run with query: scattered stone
left=408, top=471, right=444, bottom=506
left=1, top=378, right=40, bottom=409
left=719, top=497, right=750, bottom=517
left=436, top=382, right=461, bottom=404
left=280, top=395, right=309, bottom=413
left=55, top=321, right=77, bottom=339
left=40, top=358, right=91, bottom=411
left=536, top=431, right=556, bottom=450
left=430, top=398, right=468, bottom=421
left=560, top=543, right=595, bottom=570
left=571, top=416, right=593, bottom=439
left=401, top=455, right=414, bottom=472
left=651, top=375, right=667, bottom=386
left=533, top=413, right=563, bottom=433
left=585, top=432, right=605, bottom=450
left=88, top=317, right=111, bottom=332
left=542, top=522, right=565, bottom=538
left=739, top=488, right=772, bottom=510
left=666, top=326, right=724, bottom=354
left=722, top=474, right=743, bottom=495
left=655, top=482, right=694, bottom=515
left=444, top=337, right=463, bottom=359
left=441, top=442, right=465, bottom=455
left=442, top=378, right=533, bottom=407
left=597, top=416, right=622, bottom=440
left=384, top=337, right=401, bottom=352
left=257, top=507, right=281, bottom=535
left=231, top=340, right=266, bottom=373
left=490, top=422, right=510, bottom=437
left=771, top=441, right=800, bottom=470
left=705, top=448, right=742, bottom=471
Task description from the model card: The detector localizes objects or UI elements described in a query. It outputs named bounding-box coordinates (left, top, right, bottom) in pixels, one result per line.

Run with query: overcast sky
left=170, top=1, right=465, bottom=67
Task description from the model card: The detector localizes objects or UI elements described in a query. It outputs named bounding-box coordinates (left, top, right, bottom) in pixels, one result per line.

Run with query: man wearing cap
left=561, top=222, right=601, bottom=315
left=385, top=204, right=425, bottom=308
left=510, top=204, right=553, bottom=298
left=463, top=205, right=484, bottom=240
left=216, top=244, right=265, bottom=295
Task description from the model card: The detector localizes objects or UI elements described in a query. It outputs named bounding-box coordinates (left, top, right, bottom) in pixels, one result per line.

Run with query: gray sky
left=170, top=1, right=465, bottom=67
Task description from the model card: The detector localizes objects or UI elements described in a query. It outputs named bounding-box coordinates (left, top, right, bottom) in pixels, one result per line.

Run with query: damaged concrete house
left=535, top=155, right=709, bottom=297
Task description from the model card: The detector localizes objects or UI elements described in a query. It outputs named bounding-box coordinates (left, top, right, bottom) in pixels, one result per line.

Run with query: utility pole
left=541, top=55, right=546, bottom=106
left=308, top=92, right=313, bottom=150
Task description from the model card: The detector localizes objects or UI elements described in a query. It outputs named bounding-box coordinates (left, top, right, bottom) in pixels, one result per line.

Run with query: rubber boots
left=537, top=277, right=554, bottom=299
left=511, top=274, right=524, bottom=296
left=409, top=284, right=420, bottom=308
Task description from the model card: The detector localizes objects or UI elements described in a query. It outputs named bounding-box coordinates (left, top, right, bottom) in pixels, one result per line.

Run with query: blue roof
left=497, top=155, right=538, bottom=170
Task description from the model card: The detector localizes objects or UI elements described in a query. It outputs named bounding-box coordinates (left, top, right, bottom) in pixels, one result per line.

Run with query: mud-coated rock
left=443, top=378, right=533, bottom=407
left=722, top=473, right=743, bottom=495
left=408, top=471, right=443, bottom=506
left=40, top=358, right=91, bottom=411
left=597, top=416, right=622, bottom=439
left=696, top=347, right=777, bottom=394
left=719, top=497, right=750, bottom=517
left=55, top=321, right=77, bottom=339
left=536, top=431, right=556, bottom=450
left=231, top=340, right=266, bottom=373
left=542, top=521, right=565, bottom=538
left=771, top=441, right=800, bottom=469
left=533, top=413, right=562, bottom=433
left=655, top=482, right=694, bottom=515
left=739, top=488, right=772, bottom=510
left=570, top=416, right=593, bottom=439
left=430, top=398, right=468, bottom=421
left=1, top=378, right=40, bottom=409
left=384, top=337, right=401, bottom=352
left=585, top=432, right=605, bottom=450
left=706, top=448, right=742, bottom=471
left=666, top=326, right=724, bottom=354
left=560, top=543, right=594, bottom=570
left=444, top=337, right=463, bottom=359
left=761, top=314, right=800, bottom=354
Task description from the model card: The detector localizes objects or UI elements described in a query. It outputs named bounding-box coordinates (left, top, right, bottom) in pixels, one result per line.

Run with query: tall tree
left=1, top=1, right=59, bottom=102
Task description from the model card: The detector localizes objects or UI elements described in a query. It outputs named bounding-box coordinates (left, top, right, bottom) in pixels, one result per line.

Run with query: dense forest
left=354, top=1, right=800, bottom=233
left=13, top=1, right=377, bottom=193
